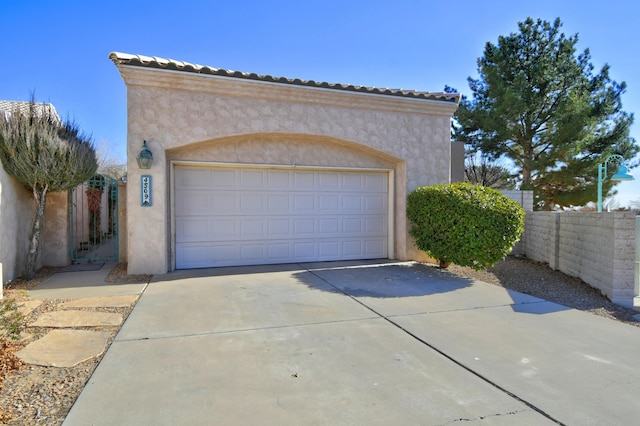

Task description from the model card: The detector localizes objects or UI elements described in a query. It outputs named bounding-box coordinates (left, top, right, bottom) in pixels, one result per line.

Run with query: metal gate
left=69, top=174, right=119, bottom=262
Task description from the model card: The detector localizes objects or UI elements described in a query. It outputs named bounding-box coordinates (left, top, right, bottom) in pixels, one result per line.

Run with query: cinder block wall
left=524, top=211, right=637, bottom=307
left=523, top=212, right=558, bottom=266
left=500, top=191, right=637, bottom=308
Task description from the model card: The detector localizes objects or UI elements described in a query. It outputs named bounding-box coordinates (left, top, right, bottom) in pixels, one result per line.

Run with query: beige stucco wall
left=116, top=65, right=458, bottom=274
left=0, top=167, right=68, bottom=285
left=41, top=191, right=70, bottom=267
left=0, top=164, right=34, bottom=284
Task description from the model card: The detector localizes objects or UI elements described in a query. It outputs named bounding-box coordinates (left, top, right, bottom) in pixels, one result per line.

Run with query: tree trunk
left=521, top=166, right=532, bottom=188
left=24, top=185, right=48, bottom=280
left=438, top=259, right=451, bottom=269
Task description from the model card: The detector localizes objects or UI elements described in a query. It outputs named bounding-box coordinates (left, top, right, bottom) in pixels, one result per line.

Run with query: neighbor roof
left=0, top=100, right=60, bottom=121
left=109, top=52, right=460, bottom=104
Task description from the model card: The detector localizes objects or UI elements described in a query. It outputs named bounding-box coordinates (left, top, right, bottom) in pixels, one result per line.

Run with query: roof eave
left=109, top=52, right=461, bottom=105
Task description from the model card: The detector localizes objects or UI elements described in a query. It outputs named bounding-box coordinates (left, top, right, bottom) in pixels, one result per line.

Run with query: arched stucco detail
left=166, top=133, right=400, bottom=168
left=165, top=133, right=409, bottom=266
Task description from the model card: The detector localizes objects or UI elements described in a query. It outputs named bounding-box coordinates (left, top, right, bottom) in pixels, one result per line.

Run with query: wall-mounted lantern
left=136, top=140, right=153, bottom=169
left=597, top=154, right=634, bottom=212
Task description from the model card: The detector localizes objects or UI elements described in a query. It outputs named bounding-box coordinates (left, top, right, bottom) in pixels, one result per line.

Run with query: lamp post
left=597, top=154, right=634, bottom=212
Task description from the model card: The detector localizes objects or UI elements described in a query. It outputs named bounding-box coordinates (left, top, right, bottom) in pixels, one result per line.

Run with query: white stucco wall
left=115, top=64, right=458, bottom=274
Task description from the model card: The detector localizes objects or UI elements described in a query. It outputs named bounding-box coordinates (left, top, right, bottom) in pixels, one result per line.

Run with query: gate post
left=118, top=182, right=127, bottom=263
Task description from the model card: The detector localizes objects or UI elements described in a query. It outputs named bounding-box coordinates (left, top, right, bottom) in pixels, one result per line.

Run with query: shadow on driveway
left=294, top=261, right=473, bottom=298
left=294, top=260, right=572, bottom=316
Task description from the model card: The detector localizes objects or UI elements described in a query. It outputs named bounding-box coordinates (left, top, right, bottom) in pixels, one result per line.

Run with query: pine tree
left=453, top=17, right=638, bottom=210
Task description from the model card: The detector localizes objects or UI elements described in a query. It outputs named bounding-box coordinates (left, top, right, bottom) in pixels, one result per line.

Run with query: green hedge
left=407, top=182, right=525, bottom=270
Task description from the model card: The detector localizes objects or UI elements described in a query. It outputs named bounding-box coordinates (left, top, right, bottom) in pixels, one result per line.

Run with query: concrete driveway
left=63, top=260, right=640, bottom=425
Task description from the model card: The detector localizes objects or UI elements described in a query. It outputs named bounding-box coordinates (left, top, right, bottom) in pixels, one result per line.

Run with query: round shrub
left=407, top=182, right=525, bottom=270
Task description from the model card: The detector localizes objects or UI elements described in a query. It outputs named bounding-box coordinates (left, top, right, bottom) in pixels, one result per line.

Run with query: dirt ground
left=0, top=264, right=149, bottom=425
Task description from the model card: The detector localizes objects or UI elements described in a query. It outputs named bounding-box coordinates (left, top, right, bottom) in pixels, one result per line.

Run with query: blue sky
left=1, top=0, right=638, bottom=206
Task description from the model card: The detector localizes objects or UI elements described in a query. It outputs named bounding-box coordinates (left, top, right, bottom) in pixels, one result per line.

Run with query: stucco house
left=109, top=52, right=460, bottom=275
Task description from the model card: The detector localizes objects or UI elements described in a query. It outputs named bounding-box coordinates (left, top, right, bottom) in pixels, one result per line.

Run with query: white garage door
left=174, top=165, right=389, bottom=269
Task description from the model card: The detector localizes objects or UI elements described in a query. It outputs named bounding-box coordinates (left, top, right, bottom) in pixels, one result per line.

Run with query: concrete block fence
left=501, top=190, right=639, bottom=308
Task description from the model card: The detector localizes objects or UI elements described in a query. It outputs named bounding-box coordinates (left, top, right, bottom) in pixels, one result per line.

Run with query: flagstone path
left=15, top=295, right=138, bottom=368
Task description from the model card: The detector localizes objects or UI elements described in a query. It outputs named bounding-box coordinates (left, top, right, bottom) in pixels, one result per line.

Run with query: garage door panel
left=177, top=192, right=237, bottom=216
left=267, top=243, right=290, bottom=260
left=319, top=218, right=339, bottom=234
left=293, top=242, right=316, bottom=260
left=319, top=241, right=340, bottom=258
left=240, top=194, right=264, bottom=212
left=342, top=173, right=363, bottom=190
left=175, top=166, right=389, bottom=269
left=240, top=170, right=265, bottom=188
left=267, top=219, right=290, bottom=235
left=293, top=195, right=315, bottom=211
left=210, top=220, right=237, bottom=238
left=342, top=195, right=363, bottom=211
left=175, top=191, right=212, bottom=215
left=294, top=172, right=315, bottom=188
left=318, top=195, right=339, bottom=212
left=365, top=217, right=386, bottom=234
left=210, top=194, right=237, bottom=214
left=267, top=170, right=291, bottom=188
left=365, top=173, right=387, bottom=190
left=293, top=219, right=315, bottom=235
left=365, top=194, right=386, bottom=211
left=209, top=169, right=236, bottom=186
left=176, top=168, right=210, bottom=188
left=318, top=173, right=339, bottom=189
left=240, top=220, right=264, bottom=236
left=267, top=194, right=290, bottom=211
left=177, top=244, right=212, bottom=268
left=343, top=241, right=364, bottom=257
left=342, top=218, right=362, bottom=234
left=210, top=245, right=237, bottom=262
left=240, top=244, right=263, bottom=261
left=176, top=219, right=211, bottom=242
left=365, top=240, right=386, bottom=256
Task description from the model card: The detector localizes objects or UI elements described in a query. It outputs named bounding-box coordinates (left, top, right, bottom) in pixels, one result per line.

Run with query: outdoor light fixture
left=136, top=140, right=153, bottom=169
left=597, top=154, right=634, bottom=212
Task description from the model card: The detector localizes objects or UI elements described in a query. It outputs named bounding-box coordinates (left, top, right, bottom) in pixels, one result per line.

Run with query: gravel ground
left=447, top=256, right=640, bottom=327
left=0, top=258, right=638, bottom=425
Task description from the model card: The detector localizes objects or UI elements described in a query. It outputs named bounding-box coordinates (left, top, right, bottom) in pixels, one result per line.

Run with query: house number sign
left=141, top=175, right=152, bottom=207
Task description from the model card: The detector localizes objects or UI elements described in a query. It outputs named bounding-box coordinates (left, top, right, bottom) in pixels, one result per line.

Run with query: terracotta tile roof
left=0, top=100, right=60, bottom=121
left=109, top=52, right=460, bottom=104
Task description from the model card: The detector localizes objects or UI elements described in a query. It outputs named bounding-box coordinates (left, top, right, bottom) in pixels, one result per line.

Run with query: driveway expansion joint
left=305, top=265, right=566, bottom=426
left=115, top=316, right=382, bottom=343
left=384, top=300, right=550, bottom=318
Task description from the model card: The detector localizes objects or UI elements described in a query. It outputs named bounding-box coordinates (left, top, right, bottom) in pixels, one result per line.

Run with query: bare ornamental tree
left=0, top=100, right=97, bottom=279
